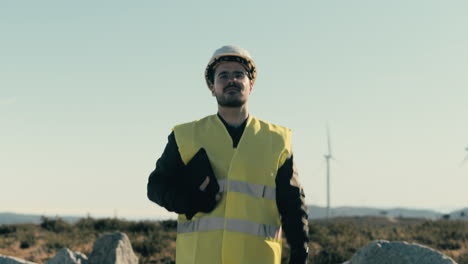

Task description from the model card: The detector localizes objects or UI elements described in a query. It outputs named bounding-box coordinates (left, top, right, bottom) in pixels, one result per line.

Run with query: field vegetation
left=0, top=216, right=467, bottom=264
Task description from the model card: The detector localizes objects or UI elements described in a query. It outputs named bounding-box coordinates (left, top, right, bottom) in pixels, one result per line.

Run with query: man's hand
left=183, top=148, right=220, bottom=220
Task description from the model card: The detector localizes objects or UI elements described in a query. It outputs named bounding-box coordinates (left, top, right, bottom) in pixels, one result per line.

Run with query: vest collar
left=214, top=114, right=253, bottom=149
left=216, top=113, right=249, bottom=128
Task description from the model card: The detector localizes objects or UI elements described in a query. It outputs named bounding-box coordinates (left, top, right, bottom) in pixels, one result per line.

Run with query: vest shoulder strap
left=254, top=118, right=292, bottom=167
left=173, top=119, right=198, bottom=165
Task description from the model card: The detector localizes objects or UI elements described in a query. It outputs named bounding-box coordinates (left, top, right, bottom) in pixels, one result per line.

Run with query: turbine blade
left=461, top=154, right=468, bottom=167
left=331, top=156, right=340, bottom=163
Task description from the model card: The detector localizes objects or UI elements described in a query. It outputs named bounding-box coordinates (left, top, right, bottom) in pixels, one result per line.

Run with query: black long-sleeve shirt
left=147, top=115, right=309, bottom=263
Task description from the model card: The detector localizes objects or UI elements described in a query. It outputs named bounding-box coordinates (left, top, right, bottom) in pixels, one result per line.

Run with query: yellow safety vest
left=173, top=114, right=291, bottom=264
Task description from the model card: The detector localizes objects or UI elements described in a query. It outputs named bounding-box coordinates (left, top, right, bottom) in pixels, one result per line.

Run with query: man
left=147, top=45, right=309, bottom=264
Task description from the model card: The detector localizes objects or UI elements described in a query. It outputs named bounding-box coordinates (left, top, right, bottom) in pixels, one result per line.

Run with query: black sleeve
left=276, top=155, right=310, bottom=264
left=147, top=132, right=192, bottom=214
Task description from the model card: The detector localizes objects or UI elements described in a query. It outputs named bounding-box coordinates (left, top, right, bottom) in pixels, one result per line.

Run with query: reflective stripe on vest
left=178, top=217, right=280, bottom=238
left=218, top=179, right=276, bottom=200
left=177, top=217, right=225, bottom=233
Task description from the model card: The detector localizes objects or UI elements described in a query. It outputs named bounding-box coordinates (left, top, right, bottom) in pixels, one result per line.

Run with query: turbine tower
left=325, top=125, right=334, bottom=219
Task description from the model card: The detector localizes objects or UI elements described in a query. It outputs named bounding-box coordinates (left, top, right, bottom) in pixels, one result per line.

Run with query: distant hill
left=0, top=212, right=80, bottom=225
left=307, top=206, right=444, bottom=220
left=1, top=207, right=466, bottom=225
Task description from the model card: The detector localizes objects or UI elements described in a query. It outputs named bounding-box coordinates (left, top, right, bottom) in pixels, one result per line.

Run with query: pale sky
left=1, top=0, right=467, bottom=219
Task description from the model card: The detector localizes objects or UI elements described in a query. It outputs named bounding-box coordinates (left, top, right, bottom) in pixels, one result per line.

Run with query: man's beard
left=215, top=84, right=246, bottom=107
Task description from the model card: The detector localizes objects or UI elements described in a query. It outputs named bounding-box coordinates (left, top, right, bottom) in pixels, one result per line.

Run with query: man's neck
left=217, top=105, right=249, bottom=126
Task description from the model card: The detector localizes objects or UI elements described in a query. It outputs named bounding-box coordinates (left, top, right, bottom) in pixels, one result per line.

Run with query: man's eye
left=219, top=74, right=228, bottom=79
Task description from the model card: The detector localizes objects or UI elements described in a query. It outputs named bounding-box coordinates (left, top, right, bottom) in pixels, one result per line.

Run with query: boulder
left=88, top=232, right=138, bottom=264
left=347, top=240, right=457, bottom=264
left=0, top=255, right=37, bottom=264
left=46, top=248, right=88, bottom=264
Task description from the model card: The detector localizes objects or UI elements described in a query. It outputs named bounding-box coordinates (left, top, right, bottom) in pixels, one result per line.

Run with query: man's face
left=210, top=61, right=253, bottom=107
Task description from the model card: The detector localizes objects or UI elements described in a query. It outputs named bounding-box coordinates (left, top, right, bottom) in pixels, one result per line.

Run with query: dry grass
left=0, top=216, right=467, bottom=264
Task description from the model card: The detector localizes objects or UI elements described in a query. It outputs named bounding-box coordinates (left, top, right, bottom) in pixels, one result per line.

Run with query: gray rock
left=46, top=248, right=88, bottom=264
left=88, top=232, right=138, bottom=264
left=0, top=255, right=37, bottom=264
left=348, top=240, right=457, bottom=264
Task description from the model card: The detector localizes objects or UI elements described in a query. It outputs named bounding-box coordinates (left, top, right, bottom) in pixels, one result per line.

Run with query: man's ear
left=209, top=84, right=215, bottom=96
left=249, top=80, right=254, bottom=94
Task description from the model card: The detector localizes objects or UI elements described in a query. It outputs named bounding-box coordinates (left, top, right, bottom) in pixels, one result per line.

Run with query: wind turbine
left=324, top=125, right=335, bottom=219
left=461, top=147, right=468, bottom=166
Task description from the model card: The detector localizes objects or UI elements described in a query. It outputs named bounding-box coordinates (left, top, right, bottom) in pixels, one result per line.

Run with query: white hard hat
left=204, top=45, right=257, bottom=88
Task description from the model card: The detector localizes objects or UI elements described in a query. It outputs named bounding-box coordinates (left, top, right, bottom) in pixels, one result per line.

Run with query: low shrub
left=0, top=225, right=17, bottom=235
left=40, top=216, right=71, bottom=233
